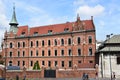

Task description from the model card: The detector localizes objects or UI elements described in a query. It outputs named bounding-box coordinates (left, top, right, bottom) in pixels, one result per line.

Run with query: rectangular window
left=68, top=49, right=72, bottom=56
left=48, top=40, right=51, bottom=46
left=48, top=61, right=51, bottom=67
left=78, top=60, right=81, bottom=63
left=17, top=61, right=20, bottom=66
left=48, top=30, right=52, bottom=34
left=30, top=61, right=33, bottom=66
left=42, top=61, right=45, bottom=65
left=89, top=48, right=92, bottom=56
left=36, top=41, right=39, bottom=47
left=36, top=50, right=39, bottom=56
left=55, top=50, right=57, bottom=56
left=23, top=61, right=25, bottom=66
left=61, top=61, right=64, bottom=67
left=42, top=50, right=44, bottom=56
left=69, top=61, right=72, bottom=67
left=48, top=50, right=51, bottom=56
left=61, top=49, right=64, bottom=56
left=55, top=61, right=57, bottom=67
left=42, top=40, right=44, bottom=47
left=117, top=57, right=120, bottom=64
left=78, top=49, right=81, bottom=56
left=88, top=36, right=92, bottom=44
left=89, top=60, right=93, bottom=63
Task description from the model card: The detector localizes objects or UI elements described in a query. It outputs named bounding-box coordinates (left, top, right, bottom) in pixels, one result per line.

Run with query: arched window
left=88, top=36, right=92, bottom=44
left=42, top=50, right=44, bottom=56
left=61, top=49, right=64, bottom=56
left=23, top=51, right=25, bottom=57
left=77, top=37, right=81, bottom=44
left=89, top=47, right=92, bottom=56
left=42, top=40, right=44, bottom=46
left=54, top=50, right=57, bottom=56
left=10, top=43, right=13, bottom=48
left=68, top=38, right=71, bottom=45
left=61, top=39, right=64, bottom=45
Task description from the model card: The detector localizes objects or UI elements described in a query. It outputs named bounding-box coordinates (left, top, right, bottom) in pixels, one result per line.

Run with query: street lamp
left=106, top=33, right=113, bottom=80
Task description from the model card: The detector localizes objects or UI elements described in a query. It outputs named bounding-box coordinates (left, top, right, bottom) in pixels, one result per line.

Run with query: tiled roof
left=106, top=35, right=120, bottom=43
left=100, top=47, right=120, bottom=52
left=17, top=19, right=95, bottom=36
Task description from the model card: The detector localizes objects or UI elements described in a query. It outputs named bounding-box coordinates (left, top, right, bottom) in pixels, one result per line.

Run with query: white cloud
left=76, top=4, right=105, bottom=18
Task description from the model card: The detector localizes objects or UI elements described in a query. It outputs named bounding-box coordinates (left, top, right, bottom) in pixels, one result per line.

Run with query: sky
left=0, top=0, right=120, bottom=43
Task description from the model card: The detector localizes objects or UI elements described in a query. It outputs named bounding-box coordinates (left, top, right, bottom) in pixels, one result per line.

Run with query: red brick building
left=1, top=7, right=96, bottom=78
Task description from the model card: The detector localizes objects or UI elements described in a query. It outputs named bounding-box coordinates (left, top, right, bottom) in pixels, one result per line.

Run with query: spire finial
left=9, top=3, right=18, bottom=26
left=77, top=13, right=80, bottom=21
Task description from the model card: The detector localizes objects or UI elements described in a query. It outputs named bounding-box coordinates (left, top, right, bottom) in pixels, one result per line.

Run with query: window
left=78, top=48, right=81, bottom=56
left=54, top=39, right=57, bottom=46
left=64, top=28, right=69, bottom=32
left=9, top=61, right=12, bottom=66
left=69, top=61, right=72, bottom=67
left=48, top=50, right=51, bottom=56
left=23, top=51, right=25, bottom=57
left=89, top=60, right=93, bottom=63
left=55, top=61, right=57, bottom=67
left=34, top=32, right=38, bottom=35
left=17, top=61, right=20, bottom=66
left=77, top=37, right=81, bottom=44
left=61, top=49, right=64, bottom=56
left=89, top=48, right=92, bottom=56
left=55, top=50, right=57, bottom=56
left=18, top=42, right=20, bottom=48
left=30, top=41, right=33, bottom=47
left=61, top=61, right=64, bottom=67
left=30, top=51, right=33, bottom=57
left=42, top=40, right=44, bottom=47
left=21, top=32, right=25, bottom=35
left=23, top=42, right=25, bottom=47
left=18, top=51, right=20, bottom=57
left=23, top=61, right=25, bottom=66
left=61, top=39, right=64, bottom=45
left=48, top=30, right=52, bottom=34
left=42, top=50, right=44, bottom=56
left=30, top=61, right=33, bottom=66
left=68, top=38, right=71, bottom=45
left=9, top=52, right=12, bottom=57
left=10, top=43, right=13, bottom=48
left=36, top=41, right=39, bottom=47
left=68, top=49, right=72, bottom=56
left=48, top=61, right=51, bottom=67
left=88, top=36, right=92, bottom=44
left=48, top=40, right=51, bottom=46
left=117, top=57, right=120, bottom=64
left=78, top=60, right=81, bottom=63
left=42, top=61, right=45, bottom=65
left=36, top=50, right=39, bottom=56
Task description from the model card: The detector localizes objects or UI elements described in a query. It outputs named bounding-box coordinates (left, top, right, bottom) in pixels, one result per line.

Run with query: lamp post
left=106, top=34, right=113, bottom=80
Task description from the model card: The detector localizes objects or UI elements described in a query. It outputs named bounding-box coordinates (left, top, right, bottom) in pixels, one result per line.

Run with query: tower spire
left=9, top=3, right=18, bottom=26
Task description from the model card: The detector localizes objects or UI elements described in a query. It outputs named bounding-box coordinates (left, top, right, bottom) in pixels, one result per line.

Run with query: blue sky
left=0, top=0, right=120, bottom=42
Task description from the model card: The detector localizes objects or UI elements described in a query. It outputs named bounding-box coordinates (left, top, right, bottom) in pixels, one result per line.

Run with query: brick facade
left=1, top=14, right=96, bottom=78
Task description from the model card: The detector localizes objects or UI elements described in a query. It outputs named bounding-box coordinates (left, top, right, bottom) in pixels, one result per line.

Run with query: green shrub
left=33, top=61, right=40, bottom=70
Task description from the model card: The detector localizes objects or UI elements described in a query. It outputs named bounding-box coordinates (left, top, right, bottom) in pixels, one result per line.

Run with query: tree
left=33, top=61, right=40, bottom=70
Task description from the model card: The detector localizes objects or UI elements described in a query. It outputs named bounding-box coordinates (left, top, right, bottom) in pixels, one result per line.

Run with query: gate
left=44, top=70, right=56, bottom=78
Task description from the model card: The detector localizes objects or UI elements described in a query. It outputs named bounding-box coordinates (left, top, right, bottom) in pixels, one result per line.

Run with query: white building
left=97, top=35, right=120, bottom=78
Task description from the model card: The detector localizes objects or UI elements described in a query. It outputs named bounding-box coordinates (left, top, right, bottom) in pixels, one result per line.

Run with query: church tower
left=9, top=5, right=18, bottom=33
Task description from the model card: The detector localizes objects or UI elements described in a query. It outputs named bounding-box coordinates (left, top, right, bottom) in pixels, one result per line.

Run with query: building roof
left=100, top=47, right=120, bottom=52
left=106, top=35, right=120, bottom=43
left=16, top=18, right=95, bottom=36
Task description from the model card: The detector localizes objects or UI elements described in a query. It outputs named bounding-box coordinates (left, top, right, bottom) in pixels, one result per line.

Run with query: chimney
left=91, top=16, right=93, bottom=20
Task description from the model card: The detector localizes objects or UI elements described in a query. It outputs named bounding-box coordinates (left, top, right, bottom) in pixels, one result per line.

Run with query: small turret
left=9, top=4, right=19, bottom=33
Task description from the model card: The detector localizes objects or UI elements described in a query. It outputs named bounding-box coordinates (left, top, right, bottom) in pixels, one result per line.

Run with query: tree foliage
left=33, top=61, right=40, bottom=70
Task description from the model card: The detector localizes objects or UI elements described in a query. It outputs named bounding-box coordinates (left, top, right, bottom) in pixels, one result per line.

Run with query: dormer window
left=21, top=32, right=25, bottom=36
left=48, top=30, right=52, bottom=34
left=64, top=28, right=69, bottom=32
left=34, top=32, right=38, bottom=35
